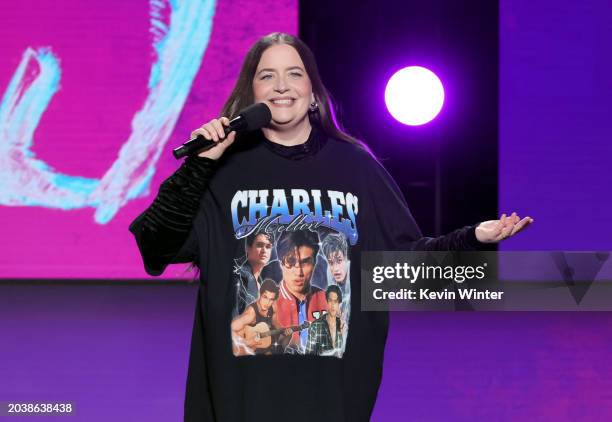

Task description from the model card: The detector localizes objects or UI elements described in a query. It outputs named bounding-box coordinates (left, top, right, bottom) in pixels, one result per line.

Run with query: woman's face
left=252, top=44, right=314, bottom=131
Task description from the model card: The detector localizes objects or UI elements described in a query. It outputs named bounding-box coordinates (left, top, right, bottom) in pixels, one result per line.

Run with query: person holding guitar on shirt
left=231, top=278, right=306, bottom=355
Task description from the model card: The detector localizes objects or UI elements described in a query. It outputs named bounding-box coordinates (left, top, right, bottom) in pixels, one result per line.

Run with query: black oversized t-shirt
left=130, top=126, right=479, bottom=421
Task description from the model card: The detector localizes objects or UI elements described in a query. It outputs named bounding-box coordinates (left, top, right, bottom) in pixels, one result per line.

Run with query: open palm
left=475, top=212, right=534, bottom=243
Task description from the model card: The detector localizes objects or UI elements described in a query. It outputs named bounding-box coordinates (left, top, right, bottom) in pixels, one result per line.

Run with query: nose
left=274, top=75, right=288, bottom=93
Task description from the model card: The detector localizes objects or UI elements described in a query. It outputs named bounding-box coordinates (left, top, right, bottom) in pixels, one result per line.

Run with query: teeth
left=272, top=99, right=293, bottom=104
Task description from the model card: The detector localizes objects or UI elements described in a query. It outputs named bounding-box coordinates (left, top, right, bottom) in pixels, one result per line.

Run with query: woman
left=129, top=32, right=532, bottom=421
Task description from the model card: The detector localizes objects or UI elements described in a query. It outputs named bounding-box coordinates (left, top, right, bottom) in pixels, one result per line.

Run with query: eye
left=301, top=257, right=314, bottom=266
left=289, top=71, right=303, bottom=78
left=260, top=74, right=273, bottom=80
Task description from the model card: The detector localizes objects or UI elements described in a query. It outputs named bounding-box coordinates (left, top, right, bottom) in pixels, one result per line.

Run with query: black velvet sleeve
left=407, top=223, right=482, bottom=251
left=129, top=155, right=217, bottom=276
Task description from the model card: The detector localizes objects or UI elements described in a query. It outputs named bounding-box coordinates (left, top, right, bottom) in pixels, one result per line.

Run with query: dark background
left=300, top=0, right=498, bottom=236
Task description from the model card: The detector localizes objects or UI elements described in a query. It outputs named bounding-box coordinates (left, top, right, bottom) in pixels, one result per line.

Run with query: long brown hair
left=220, top=32, right=372, bottom=154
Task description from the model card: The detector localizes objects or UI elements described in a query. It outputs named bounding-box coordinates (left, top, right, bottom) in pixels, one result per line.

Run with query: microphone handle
left=172, top=126, right=234, bottom=159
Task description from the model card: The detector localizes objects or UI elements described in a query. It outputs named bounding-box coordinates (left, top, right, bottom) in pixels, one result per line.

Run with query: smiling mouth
left=270, top=98, right=295, bottom=105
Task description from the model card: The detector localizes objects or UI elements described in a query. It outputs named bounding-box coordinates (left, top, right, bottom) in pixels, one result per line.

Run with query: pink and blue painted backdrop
left=0, top=0, right=297, bottom=279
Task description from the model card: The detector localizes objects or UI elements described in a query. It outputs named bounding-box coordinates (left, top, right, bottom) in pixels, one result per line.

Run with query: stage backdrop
left=499, top=0, right=612, bottom=251
left=0, top=0, right=298, bottom=279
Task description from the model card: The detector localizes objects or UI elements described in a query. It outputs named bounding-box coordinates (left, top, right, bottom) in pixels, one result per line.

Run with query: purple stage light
left=384, top=66, right=445, bottom=126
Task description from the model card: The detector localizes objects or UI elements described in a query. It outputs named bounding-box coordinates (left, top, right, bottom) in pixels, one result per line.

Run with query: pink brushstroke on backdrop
left=0, top=0, right=298, bottom=279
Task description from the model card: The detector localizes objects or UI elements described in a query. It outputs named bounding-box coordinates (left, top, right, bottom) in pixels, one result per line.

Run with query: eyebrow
left=257, top=66, right=304, bottom=74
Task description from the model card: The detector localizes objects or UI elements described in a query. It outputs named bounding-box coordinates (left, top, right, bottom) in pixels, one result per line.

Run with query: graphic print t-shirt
left=230, top=186, right=355, bottom=357
left=180, top=128, right=434, bottom=421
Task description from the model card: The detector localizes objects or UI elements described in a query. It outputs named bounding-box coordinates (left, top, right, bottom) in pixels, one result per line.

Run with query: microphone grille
left=241, top=103, right=272, bottom=131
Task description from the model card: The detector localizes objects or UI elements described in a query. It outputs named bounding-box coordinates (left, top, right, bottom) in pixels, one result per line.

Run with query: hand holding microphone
left=189, top=117, right=237, bottom=161
left=173, top=103, right=272, bottom=160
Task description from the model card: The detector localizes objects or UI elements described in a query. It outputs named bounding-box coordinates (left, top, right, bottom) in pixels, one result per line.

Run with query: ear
left=311, top=93, right=316, bottom=104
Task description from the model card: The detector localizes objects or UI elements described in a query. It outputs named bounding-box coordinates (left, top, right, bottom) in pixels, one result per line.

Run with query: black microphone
left=173, top=103, right=272, bottom=159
